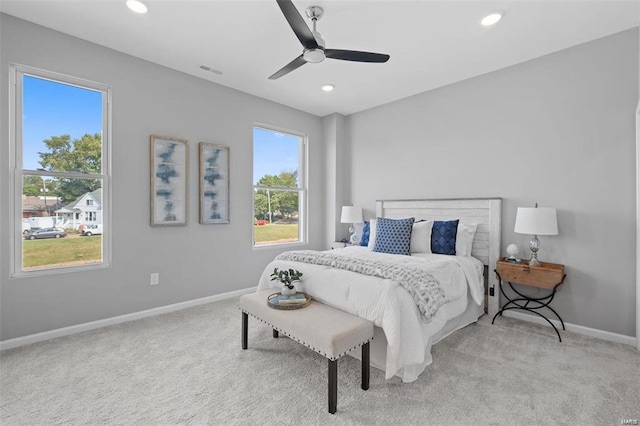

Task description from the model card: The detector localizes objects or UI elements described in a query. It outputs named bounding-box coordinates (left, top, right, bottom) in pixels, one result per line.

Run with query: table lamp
left=514, top=203, right=558, bottom=266
left=340, top=206, right=363, bottom=244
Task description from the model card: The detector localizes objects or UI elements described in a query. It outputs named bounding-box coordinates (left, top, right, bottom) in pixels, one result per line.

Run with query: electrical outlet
left=150, top=273, right=159, bottom=285
left=489, top=286, right=495, bottom=297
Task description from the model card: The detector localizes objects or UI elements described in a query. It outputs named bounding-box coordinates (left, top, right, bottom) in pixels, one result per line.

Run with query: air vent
left=199, top=65, right=223, bottom=75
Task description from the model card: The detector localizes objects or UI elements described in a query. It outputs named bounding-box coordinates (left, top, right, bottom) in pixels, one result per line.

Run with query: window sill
left=10, top=261, right=111, bottom=279
left=252, top=241, right=308, bottom=251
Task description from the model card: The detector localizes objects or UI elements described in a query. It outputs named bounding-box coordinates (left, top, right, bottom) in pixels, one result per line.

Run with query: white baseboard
left=0, top=286, right=257, bottom=351
left=502, top=310, right=637, bottom=347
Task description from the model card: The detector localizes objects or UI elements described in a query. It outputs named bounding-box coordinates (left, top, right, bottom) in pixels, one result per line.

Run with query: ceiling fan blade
left=276, top=0, right=318, bottom=50
left=325, top=49, right=390, bottom=63
left=269, top=55, right=307, bottom=80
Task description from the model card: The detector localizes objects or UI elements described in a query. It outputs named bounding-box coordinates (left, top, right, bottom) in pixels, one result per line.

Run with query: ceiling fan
left=269, top=0, right=390, bottom=80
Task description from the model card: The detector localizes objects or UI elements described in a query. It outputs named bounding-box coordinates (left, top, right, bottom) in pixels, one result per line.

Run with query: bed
left=257, top=198, right=501, bottom=383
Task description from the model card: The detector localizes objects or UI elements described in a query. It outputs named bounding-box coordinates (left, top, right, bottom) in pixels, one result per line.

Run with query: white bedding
left=257, top=246, right=484, bottom=382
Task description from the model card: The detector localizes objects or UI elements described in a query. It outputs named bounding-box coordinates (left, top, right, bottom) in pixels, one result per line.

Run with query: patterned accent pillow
left=360, top=221, right=370, bottom=246
left=373, top=217, right=415, bottom=256
left=431, top=220, right=459, bottom=255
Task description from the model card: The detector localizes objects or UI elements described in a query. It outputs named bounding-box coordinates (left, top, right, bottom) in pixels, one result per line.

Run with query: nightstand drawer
left=496, top=259, right=564, bottom=289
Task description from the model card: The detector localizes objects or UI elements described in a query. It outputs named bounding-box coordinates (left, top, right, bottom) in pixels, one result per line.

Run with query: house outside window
left=252, top=125, right=307, bottom=247
left=11, top=64, right=111, bottom=275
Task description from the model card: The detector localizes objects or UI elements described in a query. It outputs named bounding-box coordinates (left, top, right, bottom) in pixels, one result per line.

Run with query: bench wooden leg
left=273, top=329, right=279, bottom=338
left=328, top=359, right=337, bottom=414
left=362, top=342, right=370, bottom=391
left=241, top=312, right=248, bottom=350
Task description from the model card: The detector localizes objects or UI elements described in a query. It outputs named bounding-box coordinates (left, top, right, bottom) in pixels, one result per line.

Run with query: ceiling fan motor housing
left=312, top=30, right=325, bottom=47
left=303, top=28, right=326, bottom=63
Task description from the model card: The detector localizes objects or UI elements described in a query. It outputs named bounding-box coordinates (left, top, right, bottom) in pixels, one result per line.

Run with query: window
left=12, top=64, right=110, bottom=275
left=253, top=126, right=306, bottom=247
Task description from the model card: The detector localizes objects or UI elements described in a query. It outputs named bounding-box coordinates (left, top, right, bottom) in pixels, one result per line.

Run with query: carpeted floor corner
left=1, top=297, right=638, bottom=425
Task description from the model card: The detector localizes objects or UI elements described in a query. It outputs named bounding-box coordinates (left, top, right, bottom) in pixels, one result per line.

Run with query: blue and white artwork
left=199, top=142, right=229, bottom=224
left=151, top=136, right=188, bottom=226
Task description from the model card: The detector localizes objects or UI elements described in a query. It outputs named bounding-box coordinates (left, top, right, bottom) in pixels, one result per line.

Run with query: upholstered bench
left=239, top=290, right=374, bottom=414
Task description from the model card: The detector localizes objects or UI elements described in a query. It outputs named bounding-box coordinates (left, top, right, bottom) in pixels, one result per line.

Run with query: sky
left=253, top=127, right=300, bottom=185
left=23, top=75, right=300, bottom=182
left=22, top=75, right=103, bottom=171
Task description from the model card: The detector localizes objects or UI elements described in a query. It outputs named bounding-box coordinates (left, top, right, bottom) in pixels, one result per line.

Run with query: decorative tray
left=267, top=292, right=312, bottom=310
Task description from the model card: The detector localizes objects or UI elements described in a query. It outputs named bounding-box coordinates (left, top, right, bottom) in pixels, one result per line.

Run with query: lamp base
left=349, top=225, right=358, bottom=245
left=528, top=235, right=541, bottom=266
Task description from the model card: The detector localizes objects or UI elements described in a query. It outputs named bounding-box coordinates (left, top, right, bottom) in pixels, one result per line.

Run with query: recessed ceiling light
left=126, top=0, right=148, bottom=14
left=322, top=84, right=335, bottom=92
left=481, top=12, right=503, bottom=27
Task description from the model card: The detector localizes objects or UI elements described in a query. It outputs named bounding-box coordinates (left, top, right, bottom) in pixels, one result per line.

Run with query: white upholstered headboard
left=375, top=198, right=502, bottom=316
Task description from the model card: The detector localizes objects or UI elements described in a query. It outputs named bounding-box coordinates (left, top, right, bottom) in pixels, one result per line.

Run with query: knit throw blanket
left=275, top=250, right=448, bottom=321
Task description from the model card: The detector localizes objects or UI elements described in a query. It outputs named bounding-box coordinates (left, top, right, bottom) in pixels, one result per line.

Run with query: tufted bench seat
left=239, top=290, right=374, bottom=414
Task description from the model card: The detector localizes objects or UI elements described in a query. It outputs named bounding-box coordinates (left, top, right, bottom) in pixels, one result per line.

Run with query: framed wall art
left=199, top=142, right=230, bottom=224
left=150, top=135, right=188, bottom=226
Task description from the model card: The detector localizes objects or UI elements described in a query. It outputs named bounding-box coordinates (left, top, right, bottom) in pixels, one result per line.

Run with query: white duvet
left=257, top=247, right=484, bottom=382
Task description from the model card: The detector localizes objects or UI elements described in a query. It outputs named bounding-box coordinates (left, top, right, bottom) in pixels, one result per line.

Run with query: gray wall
left=0, top=15, right=325, bottom=341
left=345, top=29, right=639, bottom=337
left=322, top=113, right=350, bottom=247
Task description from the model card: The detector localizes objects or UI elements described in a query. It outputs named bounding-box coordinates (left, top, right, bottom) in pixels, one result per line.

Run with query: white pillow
left=456, top=223, right=478, bottom=256
left=410, top=220, right=433, bottom=253
left=367, top=219, right=377, bottom=249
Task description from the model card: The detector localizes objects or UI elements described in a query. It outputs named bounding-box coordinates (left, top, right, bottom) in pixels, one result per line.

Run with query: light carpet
left=1, top=297, right=638, bottom=425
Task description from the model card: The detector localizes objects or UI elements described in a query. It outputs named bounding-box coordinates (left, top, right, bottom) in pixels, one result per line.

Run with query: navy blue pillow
left=431, top=220, right=459, bottom=255
left=360, top=221, right=370, bottom=246
left=373, top=217, right=415, bottom=255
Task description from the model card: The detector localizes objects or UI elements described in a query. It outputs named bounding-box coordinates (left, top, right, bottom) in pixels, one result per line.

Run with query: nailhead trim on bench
left=240, top=308, right=373, bottom=361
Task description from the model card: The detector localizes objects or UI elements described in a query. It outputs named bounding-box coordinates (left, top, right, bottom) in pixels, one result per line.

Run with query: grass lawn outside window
left=22, top=236, right=102, bottom=270
left=254, top=224, right=298, bottom=246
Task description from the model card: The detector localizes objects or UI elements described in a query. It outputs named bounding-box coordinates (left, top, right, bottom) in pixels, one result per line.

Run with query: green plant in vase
left=270, top=268, right=303, bottom=295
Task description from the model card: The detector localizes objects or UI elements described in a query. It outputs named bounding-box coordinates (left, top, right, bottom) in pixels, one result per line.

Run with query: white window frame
left=10, top=64, right=112, bottom=277
left=252, top=124, right=308, bottom=249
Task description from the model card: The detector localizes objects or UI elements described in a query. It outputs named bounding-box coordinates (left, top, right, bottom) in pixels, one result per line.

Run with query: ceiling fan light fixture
left=481, top=12, right=503, bottom=26
left=126, top=0, right=148, bottom=14
left=303, top=48, right=325, bottom=63
left=321, top=84, right=335, bottom=92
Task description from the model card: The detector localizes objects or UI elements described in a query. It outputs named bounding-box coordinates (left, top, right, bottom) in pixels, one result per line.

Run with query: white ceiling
left=1, top=1, right=638, bottom=117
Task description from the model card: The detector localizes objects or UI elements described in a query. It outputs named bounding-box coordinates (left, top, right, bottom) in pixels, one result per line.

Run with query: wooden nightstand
left=492, top=258, right=566, bottom=341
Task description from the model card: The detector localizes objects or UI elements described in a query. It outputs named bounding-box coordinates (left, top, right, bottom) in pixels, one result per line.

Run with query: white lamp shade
left=514, top=207, right=558, bottom=235
left=340, top=206, right=363, bottom=224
